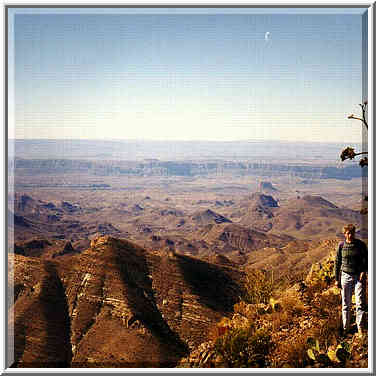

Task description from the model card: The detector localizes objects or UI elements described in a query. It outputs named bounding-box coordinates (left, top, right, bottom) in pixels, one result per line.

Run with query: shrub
left=244, top=269, right=274, bottom=305
left=306, top=258, right=336, bottom=295
left=214, top=324, right=272, bottom=368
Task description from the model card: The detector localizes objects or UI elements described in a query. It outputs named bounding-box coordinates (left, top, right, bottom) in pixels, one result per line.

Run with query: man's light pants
left=341, top=271, right=366, bottom=331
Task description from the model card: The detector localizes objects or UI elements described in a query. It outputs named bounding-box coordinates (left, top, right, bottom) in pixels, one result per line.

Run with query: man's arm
left=359, top=239, right=368, bottom=281
left=334, top=242, right=343, bottom=287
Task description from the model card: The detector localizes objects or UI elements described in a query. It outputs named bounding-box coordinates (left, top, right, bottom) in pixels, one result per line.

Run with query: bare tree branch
left=360, top=102, right=368, bottom=129
left=342, top=101, right=368, bottom=207
left=348, top=102, right=368, bottom=129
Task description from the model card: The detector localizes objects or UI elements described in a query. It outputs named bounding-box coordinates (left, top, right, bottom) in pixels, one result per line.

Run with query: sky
left=8, top=7, right=368, bottom=142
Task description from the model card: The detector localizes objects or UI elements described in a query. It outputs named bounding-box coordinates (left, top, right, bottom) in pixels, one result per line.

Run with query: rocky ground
left=177, top=249, right=368, bottom=369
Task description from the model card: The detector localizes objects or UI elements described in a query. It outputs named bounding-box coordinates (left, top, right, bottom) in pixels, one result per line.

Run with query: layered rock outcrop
left=9, top=236, right=245, bottom=368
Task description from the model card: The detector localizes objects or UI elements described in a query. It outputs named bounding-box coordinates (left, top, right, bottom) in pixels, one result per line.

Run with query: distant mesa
left=91, top=183, right=110, bottom=189
left=61, top=201, right=80, bottom=213
left=140, top=226, right=152, bottom=234
left=197, top=200, right=212, bottom=205
left=260, top=181, right=278, bottom=192
left=236, top=193, right=280, bottom=231
left=249, top=193, right=279, bottom=208
left=269, top=194, right=362, bottom=238
left=160, top=209, right=184, bottom=217
left=191, top=209, right=232, bottom=224
left=132, top=204, right=144, bottom=212
left=97, top=223, right=121, bottom=234
left=260, top=194, right=279, bottom=208
left=300, top=195, right=338, bottom=209
left=41, top=202, right=57, bottom=210
left=13, top=195, right=66, bottom=226
left=288, top=195, right=338, bottom=209
left=215, top=200, right=234, bottom=207
left=299, top=179, right=319, bottom=185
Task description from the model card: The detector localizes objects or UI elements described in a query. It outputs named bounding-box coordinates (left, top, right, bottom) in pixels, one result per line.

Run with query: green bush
left=214, top=324, right=272, bottom=367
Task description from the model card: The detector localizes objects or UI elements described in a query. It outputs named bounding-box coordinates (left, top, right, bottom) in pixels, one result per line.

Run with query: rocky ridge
left=9, top=235, right=245, bottom=367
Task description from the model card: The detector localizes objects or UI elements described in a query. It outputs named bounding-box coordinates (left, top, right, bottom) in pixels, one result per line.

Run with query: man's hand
left=335, top=281, right=341, bottom=289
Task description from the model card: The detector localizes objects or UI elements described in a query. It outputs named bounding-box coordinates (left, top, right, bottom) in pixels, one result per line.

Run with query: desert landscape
left=7, top=139, right=368, bottom=368
left=7, top=5, right=370, bottom=369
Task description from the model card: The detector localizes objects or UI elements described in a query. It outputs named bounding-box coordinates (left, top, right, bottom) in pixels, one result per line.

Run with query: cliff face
left=12, top=157, right=365, bottom=180
left=9, top=236, right=245, bottom=368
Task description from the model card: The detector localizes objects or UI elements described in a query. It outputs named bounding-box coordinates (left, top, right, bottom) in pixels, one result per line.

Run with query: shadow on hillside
left=10, top=313, right=26, bottom=368
left=175, top=254, right=244, bottom=313
left=115, top=245, right=189, bottom=366
left=11, top=261, right=72, bottom=368
left=38, top=261, right=73, bottom=367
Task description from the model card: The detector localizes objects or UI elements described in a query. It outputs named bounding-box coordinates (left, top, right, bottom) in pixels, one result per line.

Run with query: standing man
left=335, top=224, right=368, bottom=337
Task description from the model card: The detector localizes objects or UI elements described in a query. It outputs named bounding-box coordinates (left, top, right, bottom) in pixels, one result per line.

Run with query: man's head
left=343, top=223, right=356, bottom=243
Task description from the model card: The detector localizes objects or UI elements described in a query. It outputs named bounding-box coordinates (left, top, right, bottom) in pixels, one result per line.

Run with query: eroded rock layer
left=9, top=235, right=245, bottom=368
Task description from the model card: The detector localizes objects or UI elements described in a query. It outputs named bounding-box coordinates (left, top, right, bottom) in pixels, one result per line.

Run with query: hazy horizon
left=9, top=138, right=364, bottom=163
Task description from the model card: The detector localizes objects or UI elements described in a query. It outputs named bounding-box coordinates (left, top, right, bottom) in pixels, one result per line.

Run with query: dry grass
left=243, top=269, right=274, bottom=305
left=269, top=310, right=290, bottom=332
left=272, top=333, right=311, bottom=368
left=280, top=293, right=304, bottom=318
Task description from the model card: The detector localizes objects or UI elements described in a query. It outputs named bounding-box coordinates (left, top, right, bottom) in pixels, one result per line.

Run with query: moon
left=265, top=31, right=270, bottom=41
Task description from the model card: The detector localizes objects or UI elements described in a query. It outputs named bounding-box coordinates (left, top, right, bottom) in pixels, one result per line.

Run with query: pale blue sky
left=8, top=7, right=367, bottom=142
